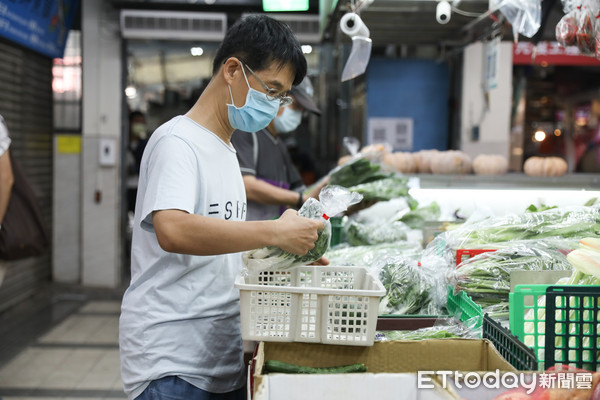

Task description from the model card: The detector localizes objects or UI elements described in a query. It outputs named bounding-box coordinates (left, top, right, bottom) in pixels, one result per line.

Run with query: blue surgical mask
left=273, top=106, right=303, bottom=133
left=227, top=66, right=280, bottom=132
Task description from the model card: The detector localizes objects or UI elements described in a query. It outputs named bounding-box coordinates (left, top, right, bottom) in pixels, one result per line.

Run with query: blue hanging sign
left=0, top=0, right=79, bottom=59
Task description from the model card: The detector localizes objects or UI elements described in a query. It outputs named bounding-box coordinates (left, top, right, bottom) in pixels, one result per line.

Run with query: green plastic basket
left=509, top=284, right=549, bottom=369
left=509, top=284, right=600, bottom=371
left=447, top=286, right=483, bottom=330
left=330, top=216, right=344, bottom=247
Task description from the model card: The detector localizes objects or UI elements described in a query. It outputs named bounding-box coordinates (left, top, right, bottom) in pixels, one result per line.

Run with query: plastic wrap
left=576, top=5, right=597, bottom=55
left=396, top=201, right=441, bottom=229
left=375, top=257, right=440, bottom=316
left=440, top=205, right=600, bottom=251
left=346, top=220, right=410, bottom=246
left=448, top=240, right=574, bottom=318
left=498, top=0, right=542, bottom=39
left=555, top=8, right=578, bottom=47
left=556, top=0, right=600, bottom=59
left=242, top=185, right=362, bottom=272
left=325, top=241, right=423, bottom=266
left=375, top=316, right=480, bottom=341
left=353, top=197, right=411, bottom=223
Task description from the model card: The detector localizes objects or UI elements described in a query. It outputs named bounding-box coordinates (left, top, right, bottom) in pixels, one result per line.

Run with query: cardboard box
left=252, top=339, right=516, bottom=399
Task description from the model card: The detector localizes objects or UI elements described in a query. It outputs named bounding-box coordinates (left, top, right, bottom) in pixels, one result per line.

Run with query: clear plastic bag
left=498, top=0, right=542, bottom=39
left=374, top=257, right=440, bottom=316
left=447, top=240, right=574, bottom=318
left=576, top=5, right=597, bottom=54
left=557, top=0, right=600, bottom=57
left=375, top=315, right=480, bottom=341
left=242, top=185, right=362, bottom=272
left=345, top=219, right=409, bottom=246
left=439, top=205, right=600, bottom=251
left=555, top=8, right=579, bottom=47
left=324, top=241, right=423, bottom=266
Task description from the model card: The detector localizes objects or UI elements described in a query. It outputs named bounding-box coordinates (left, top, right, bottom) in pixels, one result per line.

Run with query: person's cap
left=290, top=77, right=321, bottom=116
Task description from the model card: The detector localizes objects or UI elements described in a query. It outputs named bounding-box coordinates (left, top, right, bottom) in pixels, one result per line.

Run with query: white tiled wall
left=80, top=0, right=123, bottom=288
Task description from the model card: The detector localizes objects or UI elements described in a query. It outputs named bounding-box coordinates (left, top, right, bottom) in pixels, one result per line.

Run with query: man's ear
left=222, top=58, right=240, bottom=86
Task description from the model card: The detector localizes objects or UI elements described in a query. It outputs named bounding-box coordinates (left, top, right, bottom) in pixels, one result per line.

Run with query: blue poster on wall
left=0, top=0, right=79, bottom=59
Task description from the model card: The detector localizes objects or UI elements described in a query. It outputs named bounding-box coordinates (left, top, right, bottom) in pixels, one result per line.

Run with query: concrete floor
left=0, top=284, right=126, bottom=400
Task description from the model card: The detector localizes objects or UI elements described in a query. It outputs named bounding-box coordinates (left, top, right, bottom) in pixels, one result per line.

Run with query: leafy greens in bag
left=242, top=185, right=362, bottom=272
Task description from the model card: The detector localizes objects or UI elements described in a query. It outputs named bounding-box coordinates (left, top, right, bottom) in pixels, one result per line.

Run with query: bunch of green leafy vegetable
left=450, top=241, right=573, bottom=318
left=378, top=259, right=434, bottom=315
left=242, top=198, right=332, bottom=271
left=444, top=205, right=600, bottom=249
left=376, top=328, right=459, bottom=341
left=397, top=201, right=441, bottom=229
left=243, top=186, right=362, bottom=272
left=348, top=176, right=417, bottom=207
left=346, top=220, right=409, bottom=246
left=328, top=156, right=383, bottom=187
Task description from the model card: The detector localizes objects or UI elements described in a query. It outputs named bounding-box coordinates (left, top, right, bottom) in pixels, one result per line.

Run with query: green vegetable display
left=264, top=360, right=367, bottom=374
left=328, top=156, right=382, bottom=188
left=397, top=201, right=441, bottom=229
left=377, top=328, right=459, bottom=341
left=378, top=259, right=434, bottom=315
left=325, top=242, right=423, bottom=266
left=346, top=220, right=409, bottom=246
left=450, top=241, right=573, bottom=318
left=348, top=176, right=417, bottom=207
left=445, top=205, right=600, bottom=250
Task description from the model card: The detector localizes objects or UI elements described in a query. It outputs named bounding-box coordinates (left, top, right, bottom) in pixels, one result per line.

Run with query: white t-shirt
left=119, top=115, right=247, bottom=399
left=0, top=115, right=11, bottom=156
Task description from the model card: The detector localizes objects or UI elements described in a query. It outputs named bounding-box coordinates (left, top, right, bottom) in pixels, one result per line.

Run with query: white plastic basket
left=235, top=266, right=386, bottom=346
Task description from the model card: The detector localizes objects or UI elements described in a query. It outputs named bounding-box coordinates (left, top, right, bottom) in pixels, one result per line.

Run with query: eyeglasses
left=241, top=61, right=294, bottom=107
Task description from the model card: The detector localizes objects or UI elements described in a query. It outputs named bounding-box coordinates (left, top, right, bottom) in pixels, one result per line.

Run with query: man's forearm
left=243, top=176, right=300, bottom=207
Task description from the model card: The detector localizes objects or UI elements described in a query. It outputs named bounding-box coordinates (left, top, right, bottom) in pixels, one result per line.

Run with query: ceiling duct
left=120, top=10, right=227, bottom=41
left=242, top=13, right=321, bottom=44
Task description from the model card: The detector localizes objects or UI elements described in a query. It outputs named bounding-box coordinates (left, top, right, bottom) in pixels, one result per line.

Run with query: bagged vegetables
left=555, top=0, right=600, bottom=59
left=376, top=258, right=436, bottom=315
left=556, top=8, right=578, bottom=47
left=325, top=241, right=423, bottom=266
left=442, top=205, right=600, bottom=251
left=242, top=185, right=362, bottom=272
left=449, top=240, right=573, bottom=319
left=346, top=220, right=409, bottom=246
left=397, top=201, right=441, bottom=229
left=376, top=316, right=480, bottom=341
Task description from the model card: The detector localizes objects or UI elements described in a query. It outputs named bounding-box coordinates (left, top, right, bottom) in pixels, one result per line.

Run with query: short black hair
left=212, top=14, right=307, bottom=86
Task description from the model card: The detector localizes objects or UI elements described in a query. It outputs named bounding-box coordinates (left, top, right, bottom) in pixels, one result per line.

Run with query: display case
left=408, top=173, right=600, bottom=219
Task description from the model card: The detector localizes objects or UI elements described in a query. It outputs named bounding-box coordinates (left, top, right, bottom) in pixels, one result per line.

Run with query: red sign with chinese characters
left=513, top=41, right=600, bottom=66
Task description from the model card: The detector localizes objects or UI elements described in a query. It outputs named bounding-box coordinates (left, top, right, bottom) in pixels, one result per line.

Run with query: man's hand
left=273, top=209, right=324, bottom=256
left=310, top=257, right=329, bottom=266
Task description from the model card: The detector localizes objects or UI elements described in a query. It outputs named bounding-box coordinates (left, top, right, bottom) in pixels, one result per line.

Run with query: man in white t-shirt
left=0, top=115, right=14, bottom=285
left=119, top=15, right=326, bottom=400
